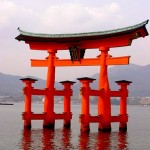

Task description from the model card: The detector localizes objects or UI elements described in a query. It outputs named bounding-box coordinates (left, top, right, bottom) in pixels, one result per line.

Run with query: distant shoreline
left=0, top=103, right=14, bottom=105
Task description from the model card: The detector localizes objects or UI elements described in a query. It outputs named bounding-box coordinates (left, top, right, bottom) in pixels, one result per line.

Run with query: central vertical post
left=98, top=47, right=111, bottom=131
left=43, top=49, right=56, bottom=129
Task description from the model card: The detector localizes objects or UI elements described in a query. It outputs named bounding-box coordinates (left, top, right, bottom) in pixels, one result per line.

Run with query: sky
left=0, top=0, right=150, bottom=81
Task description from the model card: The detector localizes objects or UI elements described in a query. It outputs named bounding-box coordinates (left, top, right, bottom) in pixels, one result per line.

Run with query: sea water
left=0, top=103, right=150, bottom=149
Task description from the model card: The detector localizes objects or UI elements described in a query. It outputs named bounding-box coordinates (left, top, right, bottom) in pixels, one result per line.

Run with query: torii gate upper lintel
left=16, top=20, right=149, bottom=131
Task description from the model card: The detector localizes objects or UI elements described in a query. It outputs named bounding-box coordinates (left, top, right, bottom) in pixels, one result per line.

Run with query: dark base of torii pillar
left=119, top=126, right=127, bottom=132
left=24, top=120, right=32, bottom=129
left=98, top=127, right=111, bottom=132
left=98, top=123, right=111, bottom=132
left=43, top=123, right=55, bottom=129
left=80, top=125, right=90, bottom=132
left=64, top=122, right=71, bottom=129
left=119, top=122, right=127, bottom=132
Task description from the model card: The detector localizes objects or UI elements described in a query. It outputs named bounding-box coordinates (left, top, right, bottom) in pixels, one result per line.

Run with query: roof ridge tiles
left=15, top=20, right=149, bottom=42
left=17, top=20, right=149, bottom=38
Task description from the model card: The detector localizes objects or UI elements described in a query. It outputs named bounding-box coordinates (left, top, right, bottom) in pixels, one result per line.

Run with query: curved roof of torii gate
left=15, top=20, right=149, bottom=50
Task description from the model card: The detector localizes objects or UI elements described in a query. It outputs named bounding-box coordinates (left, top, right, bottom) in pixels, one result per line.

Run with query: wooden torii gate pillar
left=16, top=20, right=148, bottom=130
left=116, top=80, right=132, bottom=131
left=43, top=49, right=56, bottom=128
left=98, top=47, right=111, bottom=131
left=78, top=77, right=132, bottom=132
left=20, top=78, right=37, bottom=129
left=20, top=76, right=75, bottom=129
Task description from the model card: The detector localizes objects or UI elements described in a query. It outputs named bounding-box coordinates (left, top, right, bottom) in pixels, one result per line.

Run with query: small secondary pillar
left=20, top=78, right=37, bottom=129
left=60, top=81, right=75, bottom=128
left=77, top=77, right=96, bottom=132
left=116, top=80, right=132, bottom=131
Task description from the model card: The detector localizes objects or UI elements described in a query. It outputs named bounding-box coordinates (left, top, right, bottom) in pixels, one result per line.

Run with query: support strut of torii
left=16, top=20, right=149, bottom=131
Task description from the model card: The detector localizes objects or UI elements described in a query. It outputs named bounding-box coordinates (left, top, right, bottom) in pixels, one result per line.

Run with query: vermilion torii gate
left=16, top=20, right=148, bottom=131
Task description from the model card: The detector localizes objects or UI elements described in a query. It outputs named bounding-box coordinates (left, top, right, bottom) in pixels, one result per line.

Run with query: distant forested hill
left=0, top=64, right=150, bottom=97
left=73, top=64, right=150, bottom=97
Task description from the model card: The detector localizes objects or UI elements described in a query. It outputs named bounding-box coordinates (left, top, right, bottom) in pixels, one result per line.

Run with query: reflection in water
left=42, top=129, right=55, bottom=149
left=20, top=128, right=73, bottom=149
left=61, top=129, right=72, bottom=149
left=19, top=129, right=128, bottom=149
left=97, top=132, right=111, bottom=149
left=79, top=132, right=90, bottom=149
left=20, top=129, right=43, bottom=149
left=79, top=131, right=128, bottom=150
left=118, top=131, right=128, bottom=150
left=21, top=129, right=31, bottom=150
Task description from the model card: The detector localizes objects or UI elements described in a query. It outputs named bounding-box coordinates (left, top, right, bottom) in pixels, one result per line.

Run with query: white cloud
left=2, top=2, right=121, bottom=33
left=0, top=0, right=17, bottom=28
left=40, top=2, right=121, bottom=33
